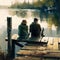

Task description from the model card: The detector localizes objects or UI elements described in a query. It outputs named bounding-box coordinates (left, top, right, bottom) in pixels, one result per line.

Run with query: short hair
left=22, top=20, right=27, bottom=24
left=22, top=20, right=27, bottom=23
left=34, top=18, right=38, bottom=22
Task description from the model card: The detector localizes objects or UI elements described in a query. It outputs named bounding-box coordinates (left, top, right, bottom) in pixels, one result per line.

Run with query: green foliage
left=45, top=0, right=54, bottom=7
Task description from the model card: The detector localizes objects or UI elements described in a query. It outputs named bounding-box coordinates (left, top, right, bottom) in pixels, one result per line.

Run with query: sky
left=0, top=0, right=13, bottom=6
left=0, top=0, right=34, bottom=6
left=0, top=0, right=43, bottom=6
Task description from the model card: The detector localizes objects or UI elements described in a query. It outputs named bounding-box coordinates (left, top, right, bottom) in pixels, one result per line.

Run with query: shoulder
left=37, top=23, right=41, bottom=26
left=19, top=24, right=22, bottom=27
left=37, top=24, right=41, bottom=28
left=30, top=22, right=35, bottom=26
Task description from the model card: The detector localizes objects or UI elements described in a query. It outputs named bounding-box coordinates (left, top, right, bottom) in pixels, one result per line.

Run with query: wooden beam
left=7, top=17, right=12, bottom=59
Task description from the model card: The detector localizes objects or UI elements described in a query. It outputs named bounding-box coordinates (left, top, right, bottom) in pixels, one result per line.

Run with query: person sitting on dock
left=30, top=18, right=41, bottom=40
left=18, top=20, right=29, bottom=40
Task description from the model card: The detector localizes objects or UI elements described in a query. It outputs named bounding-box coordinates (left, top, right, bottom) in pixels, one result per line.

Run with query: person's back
left=18, top=20, right=28, bottom=39
left=30, top=18, right=41, bottom=38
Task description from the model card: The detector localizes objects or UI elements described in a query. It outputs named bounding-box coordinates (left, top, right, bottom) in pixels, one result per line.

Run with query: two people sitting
left=18, top=18, right=45, bottom=40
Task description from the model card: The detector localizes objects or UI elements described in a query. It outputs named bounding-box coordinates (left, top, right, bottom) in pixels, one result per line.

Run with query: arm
left=18, top=25, right=21, bottom=36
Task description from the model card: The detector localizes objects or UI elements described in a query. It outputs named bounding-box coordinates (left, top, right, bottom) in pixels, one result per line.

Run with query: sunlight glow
left=0, top=9, right=9, bottom=27
left=0, top=0, right=13, bottom=6
left=12, top=15, right=21, bottom=29
left=34, top=0, right=38, bottom=2
left=25, top=0, right=29, bottom=3
left=40, top=21, right=48, bottom=28
left=0, top=0, right=37, bottom=6
left=40, top=0, right=43, bottom=2
left=17, top=0, right=25, bottom=3
left=29, top=0, right=33, bottom=4
left=52, top=24, right=56, bottom=30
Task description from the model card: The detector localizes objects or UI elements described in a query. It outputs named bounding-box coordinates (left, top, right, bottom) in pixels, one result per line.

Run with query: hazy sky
left=0, top=0, right=41, bottom=6
left=0, top=0, right=13, bottom=6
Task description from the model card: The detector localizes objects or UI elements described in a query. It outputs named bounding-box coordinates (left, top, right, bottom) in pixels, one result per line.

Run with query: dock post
left=12, top=40, right=15, bottom=59
left=7, top=17, right=12, bottom=59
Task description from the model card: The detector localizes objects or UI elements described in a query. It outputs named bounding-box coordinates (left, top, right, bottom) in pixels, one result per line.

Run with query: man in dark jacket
left=30, top=18, right=41, bottom=38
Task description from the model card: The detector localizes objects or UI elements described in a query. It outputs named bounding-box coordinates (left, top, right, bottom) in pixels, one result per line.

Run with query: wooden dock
left=6, top=34, right=60, bottom=60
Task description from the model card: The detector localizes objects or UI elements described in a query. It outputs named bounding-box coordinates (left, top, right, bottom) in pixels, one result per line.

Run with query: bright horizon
left=0, top=0, right=39, bottom=6
left=0, top=0, right=13, bottom=6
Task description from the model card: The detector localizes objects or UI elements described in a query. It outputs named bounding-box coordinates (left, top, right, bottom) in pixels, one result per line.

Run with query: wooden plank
left=21, top=46, right=47, bottom=51
left=53, top=38, right=58, bottom=50
left=17, top=49, right=60, bottom=58
left=5, top=34, right=48, bottom=46
left=6, top=34, right=48, bottom=42
left=5, top=39, right=48, bottom=47
left=17, top=50, right=48, bottom=57
left=14, top=56, right=41, bottom=60
left=6, top=38, right=47, bottom=43
left=47, top=50, right=60, bottom=53
left=43, top=52, right=60, bottom=58
left=47, top=37, right=59, bottom=50
left=6, top=34, right=60, bottom=45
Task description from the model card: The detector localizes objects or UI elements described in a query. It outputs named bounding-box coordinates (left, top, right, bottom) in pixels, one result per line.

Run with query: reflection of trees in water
left=9, top=10, right=27, bottom=17
left=8, top=9, right=40, bottom=18
left=16, top=10, right=27, bottom=17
